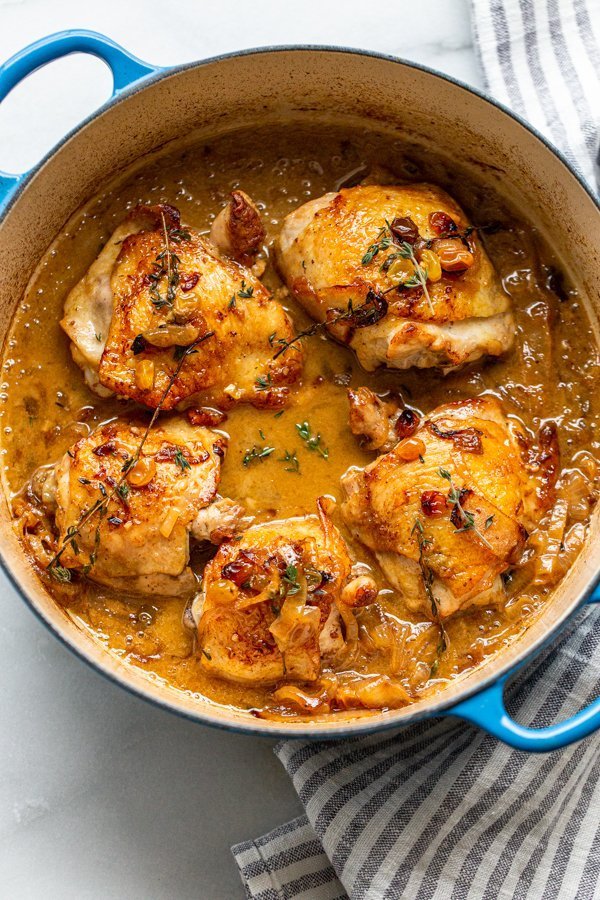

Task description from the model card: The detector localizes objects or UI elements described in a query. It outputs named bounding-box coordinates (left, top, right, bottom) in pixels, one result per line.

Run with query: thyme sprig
left=255, top=374, right=273, bottom=391
left=411, top=518, right=447, bottom=651
left=386, top=240, right=434, bottom=313
left=283, top=564, right=301, bottom=595
left=363, top=220, right=433, bottom=313
left=361, top=225, right=393, bottom=265
left=279, top=450, right=300, bottom=473
left=242, top=445, right=275, bottom=466
left=438, top=468, right=495, bottom=551
left=174, top=447, right=191, bottom=474
left=271, top=290, right=388, bottom=359
left=148, top=212, right=191, bottom=310
left=296, top=421, right=329, bottom=459
left=47, top=331, right=214, bottom=581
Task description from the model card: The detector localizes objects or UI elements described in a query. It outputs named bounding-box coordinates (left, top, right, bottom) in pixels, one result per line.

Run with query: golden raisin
left=419, top=249, right=442, bottom=283
left=127, top=456, right=157, bottom=487
left=386, top=256, right=414, bottom=284
left=433, top=239, right=474, bottom=272
left=396, top=437, right=426, bottom=461
left=429, top=210, right=459, bottom=235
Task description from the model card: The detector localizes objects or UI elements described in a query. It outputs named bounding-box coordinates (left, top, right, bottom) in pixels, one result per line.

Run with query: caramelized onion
left=428, top=421, right=483, bottom=454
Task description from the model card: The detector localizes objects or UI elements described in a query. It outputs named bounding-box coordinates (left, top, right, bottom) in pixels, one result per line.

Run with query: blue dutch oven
left=1, top=31, right=599, bottom=750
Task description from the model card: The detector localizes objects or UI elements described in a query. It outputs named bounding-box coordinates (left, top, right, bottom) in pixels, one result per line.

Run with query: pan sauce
left=2, top=121, right=600, bottom=716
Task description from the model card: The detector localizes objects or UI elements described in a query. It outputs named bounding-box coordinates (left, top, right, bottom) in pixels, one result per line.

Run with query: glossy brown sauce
left=2, top=122, right=599, bottom=714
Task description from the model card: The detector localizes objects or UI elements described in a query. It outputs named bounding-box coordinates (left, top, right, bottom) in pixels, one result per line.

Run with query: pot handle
left=0, top=29, right=159, bottom=209
left=450, top=590, right=600, bottom=752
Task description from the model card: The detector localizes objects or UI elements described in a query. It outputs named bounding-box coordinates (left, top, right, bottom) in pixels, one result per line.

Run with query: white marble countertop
left=0, top=3, right=483, bottom=898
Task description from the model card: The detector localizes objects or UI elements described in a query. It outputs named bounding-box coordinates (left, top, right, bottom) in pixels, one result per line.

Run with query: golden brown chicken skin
left=192, top=499, right=378, bottom=687
left=61, top=203, right=302, bottom=411
left=46, top=417, right=245, bottom=596
left=276, top=183, right=514, bottom=371
left=341, top=397, right=558, bottom=620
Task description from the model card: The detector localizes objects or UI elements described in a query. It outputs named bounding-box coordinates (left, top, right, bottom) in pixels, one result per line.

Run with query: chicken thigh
left=43, top=417, right=246, bottom=596
left=192, top=498, right=378, bottom=686
left=61, top=200, right=301, bottom=410
left=276, top=184, right=514, bottom=371
left=341, top=397, right=558, bottom=619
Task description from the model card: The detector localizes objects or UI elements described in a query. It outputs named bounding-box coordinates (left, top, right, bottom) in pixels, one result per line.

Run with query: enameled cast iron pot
left=1, top=30, right=600, bottom=751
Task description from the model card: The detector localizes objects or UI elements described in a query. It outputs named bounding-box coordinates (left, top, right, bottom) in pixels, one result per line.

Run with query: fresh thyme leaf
left=174, top=447, right=191, bottom=473
left=438, top=469, right=494, bottom=551
left=283, top=564, right=301, bottom=594
left=149, top=212, right=188, bottom=309
left=363, top=223, right=434, bottom=313
left=274, top=410, right=284, bottom=419
left=255, top=374, right=272, bottom=391
left=121, top=456, right=135, bottom=474
left=117, top=483, right=130, bottom=501
left=238, top=280, right=254, bottom=299
left=202, top=648, right=212, bottom=660
left=242, top=445, right=275, bottom=466
left=411, top=517, right=447, bottom=651
left=268, top=332, right=276, bottom=346
left=48, top=561, right=72, bottom=583
left=361, top=226, right=392, bottom=265
left=228, top=294, right=236, bottom=309
left=279, top=450, right=300, bottom=473
left=296, top=421, right=329, bottom=459
left=95, top=333, right=103, bottom=343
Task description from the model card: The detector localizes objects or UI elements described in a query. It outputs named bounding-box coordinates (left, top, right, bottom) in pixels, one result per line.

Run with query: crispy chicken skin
left=192, top=499, right=377, bottom=687
left=341, top=397, right=558, bottom=619
left=276, top=183, right=514, bottom=371
left=49, top=417, right=243, bottom=596
left=61, top=202, right=302, bottom=410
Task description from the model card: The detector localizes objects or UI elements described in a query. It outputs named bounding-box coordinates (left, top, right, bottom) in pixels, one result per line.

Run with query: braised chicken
left=61, top=201, right=302, bottom=410
left=341, top=397, right=559, bottom=619
left=38, top=417, right=247, bottom=596
left=276, top=183, right=514, bottom=371
left=348, top=386, right=420, bottom=452
left=192, top=498, right=378, bottom=686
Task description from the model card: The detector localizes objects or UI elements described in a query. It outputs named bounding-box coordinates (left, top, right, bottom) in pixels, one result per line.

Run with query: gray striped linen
left=233, top=3, right=600, bottom=897
left=234, top=608, right=600, bottom=899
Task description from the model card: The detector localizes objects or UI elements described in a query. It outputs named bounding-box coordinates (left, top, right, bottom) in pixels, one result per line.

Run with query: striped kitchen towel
left=471, top=0, right=600, bottom=185
left=232, top=3, right=600, bottom=897
left=234, top=607, right=600, bottom=899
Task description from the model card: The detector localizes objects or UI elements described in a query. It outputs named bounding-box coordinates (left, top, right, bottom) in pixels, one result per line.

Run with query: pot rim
left=2, top=42, right=599, bottom=739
